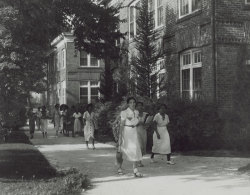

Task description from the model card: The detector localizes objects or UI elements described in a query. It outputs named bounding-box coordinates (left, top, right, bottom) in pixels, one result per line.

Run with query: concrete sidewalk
left=28, top=124, right=250, bottom=195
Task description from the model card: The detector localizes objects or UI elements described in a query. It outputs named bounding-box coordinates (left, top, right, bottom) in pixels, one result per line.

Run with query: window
left=246, top=0, right=250, bottom=4
left=179, top=0, right=201, bottom=18
left=129, top=0, right=140, bottom=39
left=80, top=81, right=100, bottom=104
left=180, top=50, right=202, bottom=100
left=61, top=49, right=65, bottom=68
left=80, top=51, right=88, bottom=66
left=129, top=0, right=164, bottom=38
left=157, top=0, right=163, bottom=26
left=80, top=51, right=99, bottom=67
left=61, top=80, right=66, bottom=104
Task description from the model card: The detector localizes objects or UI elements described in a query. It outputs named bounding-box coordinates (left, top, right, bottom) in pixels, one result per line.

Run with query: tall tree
left=0, top=0, right=64, bottom=121
left=55, top=0, right=124, bottom=101
left=130, top=0, right=162, bottom=98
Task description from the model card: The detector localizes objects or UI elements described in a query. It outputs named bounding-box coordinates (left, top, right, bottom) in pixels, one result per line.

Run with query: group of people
left=27, top=104, right=97, bottom=149
left=27, top=106, right=49, bottom=139
left=116, top=97, right=175, bottom=178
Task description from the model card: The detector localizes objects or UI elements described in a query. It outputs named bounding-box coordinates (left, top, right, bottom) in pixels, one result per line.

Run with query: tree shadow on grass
left=0, top=129, right=57, bottom=180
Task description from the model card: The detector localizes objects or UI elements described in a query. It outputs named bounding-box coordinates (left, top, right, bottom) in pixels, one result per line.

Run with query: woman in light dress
left=83, top=104, right=96, bottom=149
left=36, top=107, right=42, bottom=131
left=118, top=97, right=143, bottom=177
left=73, top=108, right=82, bottom=136
left=135, top=101, right=149, bottom=167
left=40, top=106, right=48, bottom=138
left=151, top=104, right=175, bottom=165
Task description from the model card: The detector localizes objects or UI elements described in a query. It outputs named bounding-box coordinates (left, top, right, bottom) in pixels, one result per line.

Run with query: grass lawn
left=0, top=130, right=89, bottom=195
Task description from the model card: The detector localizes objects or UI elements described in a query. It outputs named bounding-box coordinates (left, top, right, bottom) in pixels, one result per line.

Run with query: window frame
left=79, top=81, right=100, bottom=104
left=156, top=0, right=164, bottom=27
left=80, top=51, right=100, bottom=67
left=178, top=0, right=201, bottom=19
left=61, top=48, right=66, bottom=69
left=180, top=49, right=202, bottom=100
left=129, top=0, right=140, bottom=40
left=246, top=0, right=250, bottom=4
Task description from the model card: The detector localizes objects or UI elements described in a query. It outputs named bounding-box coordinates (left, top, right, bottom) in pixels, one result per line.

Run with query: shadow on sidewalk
left=0, top=129, right=57, bottom=180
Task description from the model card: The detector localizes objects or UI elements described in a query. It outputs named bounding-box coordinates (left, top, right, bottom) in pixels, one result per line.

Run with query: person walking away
left=118, top=97, right=143, bottom=177
left=36, top=107, right=42, bottom=131
left=73, top=108, right=82, bottom=137
left=27, top=108, right=36, bottom=139
left=136, top=102, right=150, bottom=167
left=151, top=104, right=175, bottom=165
left=53, top=104, right=61, bottom=136
left=40, top=106, right=48, bottom=138
left=83, top=104, right=96, bottom=149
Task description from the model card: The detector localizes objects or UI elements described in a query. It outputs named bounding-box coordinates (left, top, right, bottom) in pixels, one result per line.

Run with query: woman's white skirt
left=121, top=126, right=142, bottom=162
left=152, top=126, right=171, bottom=154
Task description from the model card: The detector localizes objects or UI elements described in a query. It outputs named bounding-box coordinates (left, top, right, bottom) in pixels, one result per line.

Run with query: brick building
left=46, top=32, right=103, bottom=109
left=117, top=0, right=250, bottom=109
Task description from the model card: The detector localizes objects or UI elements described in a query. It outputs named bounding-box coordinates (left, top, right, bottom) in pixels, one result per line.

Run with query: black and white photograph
left=0, top=0, right=250, bottom=194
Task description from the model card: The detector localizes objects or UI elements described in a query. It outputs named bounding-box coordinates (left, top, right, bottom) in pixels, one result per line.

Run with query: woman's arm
left=153, top=121, right=160, bottom=139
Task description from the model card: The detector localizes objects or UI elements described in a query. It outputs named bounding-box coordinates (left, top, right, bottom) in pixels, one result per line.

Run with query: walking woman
left=40, top=106, right=48, bottom=138
left=36, top=107, right=42, bottom=131
left=53, top=104, right=61, bottom=136
left=27, top=108, right=36, bottom=139
left=151, top=104, right=175, bottom=165
left=118, top=97, right=143, bottom=177
left=83, top=104, right=96, bottom=149
left=136, top=102, right=149, bottom=167
left=73, top=108, right=82, bottom=137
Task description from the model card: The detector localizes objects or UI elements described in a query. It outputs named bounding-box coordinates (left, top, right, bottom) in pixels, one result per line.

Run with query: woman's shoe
left=134, top=171, right=143, bottom=178
left=92, top=146, right=96, bottom=150
left=166, top=161, right=175, bottom=165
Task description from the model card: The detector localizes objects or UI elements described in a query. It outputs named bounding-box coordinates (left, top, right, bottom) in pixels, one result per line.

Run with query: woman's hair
left=86, top=103, right=93, bottom=111
left=55, top=104, right=60, bottom=109
left=136, top=101, right=143, bottom=107
left=159, top=103, right=167, bottom=111
left=127, top=97, right=136, bottom=104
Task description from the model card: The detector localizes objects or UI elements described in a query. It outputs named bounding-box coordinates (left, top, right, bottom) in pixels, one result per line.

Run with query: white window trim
left=80, top=52, right=100, bottom=68
left=79, top=81, right=100, bottom=103
left=180, top=49, right=202, bottom=99
left=61, top=49, right=66, bottom=69
left=61, top=80, right=66, bottom=104
left=178, top=0, right=201, bottom=19
left=129, top=0, right=140, bottom=40
left=129, top=0, right=164, bottom=38
left=155, top=0, right=164, bottom=28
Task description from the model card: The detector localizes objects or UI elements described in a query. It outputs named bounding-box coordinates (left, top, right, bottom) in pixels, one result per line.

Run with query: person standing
left=40, top=106, right=48, bottom=138
left=73, top=108, right=82, bottom=137
left=83, top=104, right=96, bottom=149
left=118, top=97, right=143, bottom=177
left=53, top=104, right=61, bottom=137
left=151, top=104, right=175, bottom=165
left=135, top=102, right=149, bottom=167
left=36, top=107, right=42, bottom=131
left=62, top=106, right=71, bottom=136
left=27, top=108, right=36, bottom=139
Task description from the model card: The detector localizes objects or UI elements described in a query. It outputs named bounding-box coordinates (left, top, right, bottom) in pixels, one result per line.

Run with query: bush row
left=95, top=96, right=250, bottom=152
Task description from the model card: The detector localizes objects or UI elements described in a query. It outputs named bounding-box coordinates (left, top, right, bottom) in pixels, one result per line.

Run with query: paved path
left=29, top=124, right=250, bottom=195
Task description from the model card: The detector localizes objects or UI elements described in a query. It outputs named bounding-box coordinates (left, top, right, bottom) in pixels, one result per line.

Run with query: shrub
left=155, top=97, right=223, bottom=151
